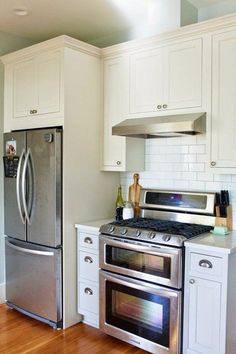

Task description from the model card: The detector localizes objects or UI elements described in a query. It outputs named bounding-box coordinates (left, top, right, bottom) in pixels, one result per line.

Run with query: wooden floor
left=0, top=305, right=147, bottom=354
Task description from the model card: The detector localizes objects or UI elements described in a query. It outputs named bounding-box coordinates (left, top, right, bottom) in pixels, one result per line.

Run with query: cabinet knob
left=163, top=104, right=168, bottom=109
left=199, top=259, right=213, bottom=269
left=116, top=161, right=121, bottom=165
left=84, top=287, right=93, bottom=295
left=84, top=256, right=93, bottom=263
left=189, top=279, right=195, bottom=284
left=30, top=109, right=38, bottom=114
left=157, top=105, right=162, bottom=110
left=211, top=161, right=216, bottom=166
left=84, top=237, right=93, bottom=244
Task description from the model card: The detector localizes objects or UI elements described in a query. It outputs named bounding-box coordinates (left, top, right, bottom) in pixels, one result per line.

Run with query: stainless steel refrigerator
left=3, top=128, right=62, bottom=329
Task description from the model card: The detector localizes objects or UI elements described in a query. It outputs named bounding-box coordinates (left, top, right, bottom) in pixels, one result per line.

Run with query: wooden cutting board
left=128, top=173, right=142, bottom=217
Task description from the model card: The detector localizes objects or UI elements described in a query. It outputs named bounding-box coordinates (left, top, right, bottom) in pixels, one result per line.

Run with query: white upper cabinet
left=129, top=38, right=203, bottom=116
left=130, top=48, right=164, bottom=114
left=102, top=55, right=144, bottom=172
left=210, top=29, right=236, bottom=171
left=3, top=49, right=63, bottom=131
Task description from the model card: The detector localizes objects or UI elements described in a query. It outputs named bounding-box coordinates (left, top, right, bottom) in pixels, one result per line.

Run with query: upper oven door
left=99, top=235, right=182, bottom=289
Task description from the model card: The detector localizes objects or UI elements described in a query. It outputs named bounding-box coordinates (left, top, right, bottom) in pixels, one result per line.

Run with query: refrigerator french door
left=3, top=128, right=62, bottom=328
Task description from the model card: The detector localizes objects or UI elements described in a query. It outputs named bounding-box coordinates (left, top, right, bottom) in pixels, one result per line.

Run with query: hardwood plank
left=0, top=305, right=147, bottom=354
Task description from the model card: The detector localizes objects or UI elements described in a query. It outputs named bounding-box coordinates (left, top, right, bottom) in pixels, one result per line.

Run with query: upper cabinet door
left=4, top=49, right=63, bottom=132
left=129, top=39, right=203, bottom=116
left=36, top=51, right=61, bottom=115
left=211, top=30, right=236, bottom=169
left=13, top=58, right=36, bottom=118
left=129, top=48, right=164, bottom=114
left=165, top=38, right=202, bottom=110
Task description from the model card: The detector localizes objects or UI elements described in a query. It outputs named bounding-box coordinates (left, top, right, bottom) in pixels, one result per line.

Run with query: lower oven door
left=100, top=270, right=181, bottom=354
left=100, top=235, right=182, bottom=289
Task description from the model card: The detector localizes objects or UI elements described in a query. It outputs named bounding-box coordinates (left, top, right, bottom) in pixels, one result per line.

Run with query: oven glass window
left=106, top=246, right=171, bottom=279
left=106, top=281, right=170, bottom=347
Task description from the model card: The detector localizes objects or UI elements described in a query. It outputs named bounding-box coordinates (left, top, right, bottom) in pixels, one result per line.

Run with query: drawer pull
left=84, top=237, right=93, bottom=244
left=84, top=287, right=93, bottom=295
left=189, top=279, right=195, bottom=284
left=84, top=256, right=93, bottom=263
left=199, top=259, right=213, bottom=269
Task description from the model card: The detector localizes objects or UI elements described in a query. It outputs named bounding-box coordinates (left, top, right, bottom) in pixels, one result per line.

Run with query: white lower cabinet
left=183, top=245, right=236, bottom=354
left=76, top=220, right=112, bottom=328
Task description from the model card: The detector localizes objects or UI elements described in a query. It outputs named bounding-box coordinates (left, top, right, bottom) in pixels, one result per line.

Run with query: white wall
left=121, top=135, right=236, bottom=229
left=0, top=32, right=35, bottom=299
left=198, top=0, right=236, bottom=21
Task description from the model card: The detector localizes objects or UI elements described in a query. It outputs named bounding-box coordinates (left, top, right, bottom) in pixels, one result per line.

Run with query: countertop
left=184, top=230, right=236, bottom=254
left=75, top=218, right=114, bottom=232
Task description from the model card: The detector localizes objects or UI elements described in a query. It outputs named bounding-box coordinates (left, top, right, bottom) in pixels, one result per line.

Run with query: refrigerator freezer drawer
left=5, top=238, right=62, bottom=325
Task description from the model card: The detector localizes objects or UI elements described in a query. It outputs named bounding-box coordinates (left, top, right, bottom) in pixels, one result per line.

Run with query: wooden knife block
left=215, top=205, right=232, bottom=231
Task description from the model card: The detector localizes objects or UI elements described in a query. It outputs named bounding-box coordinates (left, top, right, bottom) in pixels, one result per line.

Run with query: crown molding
left=101, top=12, right=236, bottom=57
left=0, top=35, right=102, bottom=64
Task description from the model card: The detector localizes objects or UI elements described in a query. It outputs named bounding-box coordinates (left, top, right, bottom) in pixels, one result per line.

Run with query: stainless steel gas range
left=99, top=189, right=216, bottom=354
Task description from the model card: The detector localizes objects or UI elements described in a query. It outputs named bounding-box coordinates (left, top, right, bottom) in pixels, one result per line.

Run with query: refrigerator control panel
left=3, top=156, right=19, bottom=178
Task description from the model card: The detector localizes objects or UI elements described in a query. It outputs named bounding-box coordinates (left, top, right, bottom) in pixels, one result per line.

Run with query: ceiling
left=0, top=0, right=230, bottom=47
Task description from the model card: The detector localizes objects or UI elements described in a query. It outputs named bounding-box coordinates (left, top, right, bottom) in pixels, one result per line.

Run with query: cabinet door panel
left=166, top=39, right=202, bottom=110
left=130, top=49, right=164, bottom=113
left=188, top=277, right=221, bottom=354
left=13, top=59, right=36, bottom=118
left=211, top=31, right=236, bottom=168
left=103, top=57, right=127, bottom=169
left=36, top=51, right=61, bottom=115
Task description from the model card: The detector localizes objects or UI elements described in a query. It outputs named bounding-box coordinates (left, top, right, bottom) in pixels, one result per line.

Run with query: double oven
left=99, top=189, right=215, bottom=354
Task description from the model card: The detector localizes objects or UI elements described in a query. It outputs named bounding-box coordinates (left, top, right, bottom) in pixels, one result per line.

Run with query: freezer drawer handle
left=16, top=148, right=26, bottom=224
left=84, top=256, right=93, bottom=263
left=6, top=240, right=54, bottom=257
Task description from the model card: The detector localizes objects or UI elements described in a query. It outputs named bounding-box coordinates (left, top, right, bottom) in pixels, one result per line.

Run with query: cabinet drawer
left=79, top=232, right=98, bottom=251
left=79, top=281, right=99, bottom=315
left=79, top=251, right=99, bottom=282
left=190, top=252, right=222, bottom=277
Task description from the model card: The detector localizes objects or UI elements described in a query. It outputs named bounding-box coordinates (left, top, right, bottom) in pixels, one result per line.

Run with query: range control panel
left=3, top=156, right=19, bottom=178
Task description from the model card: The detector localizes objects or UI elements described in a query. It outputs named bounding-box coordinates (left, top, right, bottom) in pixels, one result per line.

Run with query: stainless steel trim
left=139, top=189, right=216, bottom=216
left=99, top=235, right=182, bottom=289
left=112, top=112, right=206, bottom=139
left=16, top=148, right=26, bottom=224
left=6, top=239, right=54, bottom=256
left=100, top=270, right=181, bottom=354
left=21, top=148, right=31, bottom=225
left=199, top=259, right=213, bottom=268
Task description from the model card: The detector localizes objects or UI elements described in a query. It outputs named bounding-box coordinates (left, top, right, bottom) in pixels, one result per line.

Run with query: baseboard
left=0, top=283, right=6, bottom=304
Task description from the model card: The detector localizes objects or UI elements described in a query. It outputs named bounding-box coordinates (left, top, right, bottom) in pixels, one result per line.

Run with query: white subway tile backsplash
left=189, top=145, right=205, bottom=154
left=121, top=136, right=236, bottom=228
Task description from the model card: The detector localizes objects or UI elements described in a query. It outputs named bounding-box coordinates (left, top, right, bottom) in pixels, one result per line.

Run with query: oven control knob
left=135, top=230, right=141, bottom=237
left=121, top=228, right=128, bottom=235
left=149, top=232, right=156, bottom=239
left=108, top=225, right=115, bottom=233
left=162, top=234, right=171, bottom=242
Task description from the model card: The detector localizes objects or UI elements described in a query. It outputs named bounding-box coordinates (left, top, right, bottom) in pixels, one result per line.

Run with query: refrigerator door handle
left=16, top=148, right=26, bottom=224
left=22, top=148, right=34, bottom=225
left=6, top=239, right=54, bottom=257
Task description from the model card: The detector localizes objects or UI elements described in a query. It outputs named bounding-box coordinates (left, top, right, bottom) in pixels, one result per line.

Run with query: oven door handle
left=100, top=235, right=181, bottom=257
left=100, top=270, right=181, bottom=298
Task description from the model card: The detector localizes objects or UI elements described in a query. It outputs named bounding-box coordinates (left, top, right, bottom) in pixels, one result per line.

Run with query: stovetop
left=99, top=217, right=213, bottom=247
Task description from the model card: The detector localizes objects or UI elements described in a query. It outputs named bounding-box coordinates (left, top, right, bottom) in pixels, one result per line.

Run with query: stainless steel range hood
left=112, top=113, right=206, bottom=138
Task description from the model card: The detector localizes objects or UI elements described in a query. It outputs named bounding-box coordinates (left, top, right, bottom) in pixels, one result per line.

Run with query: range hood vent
left=112, top=113, right=206, bottom=139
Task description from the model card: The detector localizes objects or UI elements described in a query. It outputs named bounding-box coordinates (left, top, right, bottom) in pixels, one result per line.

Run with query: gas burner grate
left=112, top=218, right=213, bottom=239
